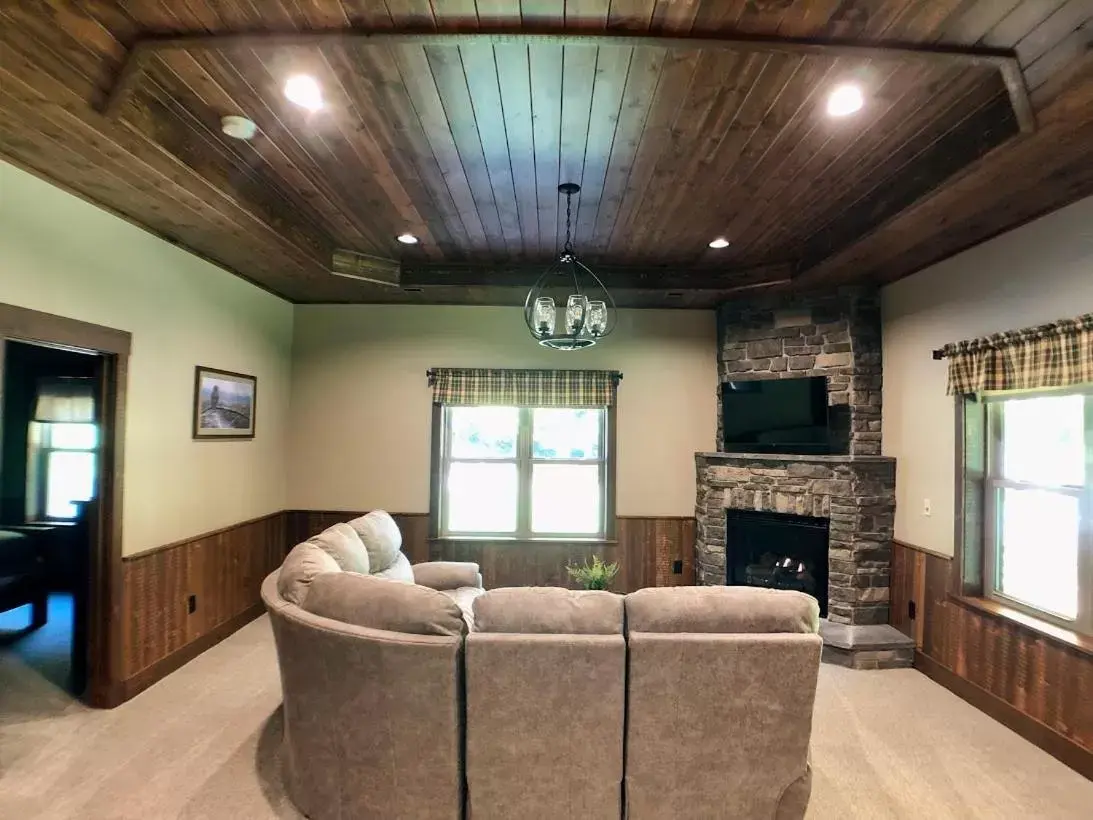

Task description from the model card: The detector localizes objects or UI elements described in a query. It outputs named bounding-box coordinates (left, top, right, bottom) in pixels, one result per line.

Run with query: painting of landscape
left=193, top=367, right=256, bottom=439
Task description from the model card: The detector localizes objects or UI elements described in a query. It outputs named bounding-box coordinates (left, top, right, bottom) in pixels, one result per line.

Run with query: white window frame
left=435, top=406, right=613, bottom=541
left=983, top=385, right=1093, bottom=635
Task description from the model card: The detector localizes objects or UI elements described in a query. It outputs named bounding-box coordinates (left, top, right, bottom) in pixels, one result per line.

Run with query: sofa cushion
left=372, top=551, right=414, bottom=584
left=625, top=587, right=819, bottom=634
left=347, top=510, right=402, bottom=573
left=412, top=561, right=482, bottom=591
left=473, top=587, right=624, bottom=635
left=302, top=571, right=467, bottom=637
left=278, top=542, right=341, bottom=606
left=307, top=523, right=370, bottom=576
left=439, top=585, right=485, bottom=632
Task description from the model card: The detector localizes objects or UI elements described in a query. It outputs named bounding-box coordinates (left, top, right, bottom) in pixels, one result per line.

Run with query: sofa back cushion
left=307, top=523, right=370, bottom=576
left=371, top=551, right=414, bottom=584
left=412, top=561, right=482, bottom=591
left=278, top=542, right=341, bottom=606
left=473, top=587, right=624, bottom=635
left=347, top=511, right=402, bottom=573
left=625, top=586, right=819, bottom=634
left=302, top=571, right=467, bottom=637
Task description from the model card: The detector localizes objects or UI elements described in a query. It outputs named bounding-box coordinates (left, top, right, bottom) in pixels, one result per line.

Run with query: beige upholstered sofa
left=624, top=587, right=822, bottom=820
left=262, top=511, right=484, bottom=820
left=263, top=519, right=821, bottom=820
left=465, top=587, right=627, bottom=819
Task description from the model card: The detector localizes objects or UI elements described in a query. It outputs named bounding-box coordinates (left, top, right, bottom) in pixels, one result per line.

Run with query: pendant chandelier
left=524, top=183, right=616, bottom=350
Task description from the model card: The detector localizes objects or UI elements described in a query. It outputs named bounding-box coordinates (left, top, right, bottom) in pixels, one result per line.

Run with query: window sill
left=430, top=536, right=618, bottom=546
left=950, top=593, right=1093, bottom=659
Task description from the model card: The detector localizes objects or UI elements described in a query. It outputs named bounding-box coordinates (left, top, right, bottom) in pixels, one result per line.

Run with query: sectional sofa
left=262, top=511, right=822, bottom=820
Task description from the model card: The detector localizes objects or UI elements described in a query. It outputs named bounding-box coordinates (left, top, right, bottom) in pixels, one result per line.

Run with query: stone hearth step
left=819, top=620, right=915, bottom=670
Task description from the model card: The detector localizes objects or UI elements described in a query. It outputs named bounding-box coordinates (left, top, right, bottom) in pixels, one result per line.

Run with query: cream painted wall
left=882, top=195, right=1093, bottom=555
left=289, top=305, right=717, bottom=516
left=0, top=161, right=293, bottom=556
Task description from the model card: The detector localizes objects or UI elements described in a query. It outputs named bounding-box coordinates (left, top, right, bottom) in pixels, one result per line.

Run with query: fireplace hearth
left=726, top=509, right=829, bottom=616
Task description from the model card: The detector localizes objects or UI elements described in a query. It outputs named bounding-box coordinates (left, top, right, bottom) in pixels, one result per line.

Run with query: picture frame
left=192, top=366, right=257, bottom=440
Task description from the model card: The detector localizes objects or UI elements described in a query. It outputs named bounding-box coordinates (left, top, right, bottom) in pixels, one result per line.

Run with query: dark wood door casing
left=0, top=302, right=131, bottom=708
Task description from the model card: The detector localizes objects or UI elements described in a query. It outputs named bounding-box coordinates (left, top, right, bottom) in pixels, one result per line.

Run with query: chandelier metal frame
left=523, top=183, right=617, bottom=350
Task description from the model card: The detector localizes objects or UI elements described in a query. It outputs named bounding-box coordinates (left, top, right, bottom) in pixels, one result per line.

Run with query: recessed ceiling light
left=284, top=75, right=323, bottom=112
left=396, top=233, right=419, bottom=245
left=827, top=84, right=864, bottom=117
left=708, top=237, right=730, bottom=249
left=220, top=115, right=257, bottom=140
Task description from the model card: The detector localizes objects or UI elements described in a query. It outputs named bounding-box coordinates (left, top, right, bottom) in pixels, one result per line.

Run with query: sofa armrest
left=412, top=561, right=482, bottom=591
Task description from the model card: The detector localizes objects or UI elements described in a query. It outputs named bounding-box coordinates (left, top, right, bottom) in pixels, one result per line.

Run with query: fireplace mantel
left=696, top=452, right=894, bottom=464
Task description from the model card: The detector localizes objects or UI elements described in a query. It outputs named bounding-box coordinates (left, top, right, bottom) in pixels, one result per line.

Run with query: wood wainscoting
left=114, top=510, right=694, bottom=703
left=119, top=512, right=287, bottom=701
left=890, top=540, right=1093, bottom=779
left=286, top=511, right=695, bottom=592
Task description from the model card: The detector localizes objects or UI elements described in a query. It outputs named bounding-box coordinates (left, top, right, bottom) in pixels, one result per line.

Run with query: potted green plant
left=566, top=555, right=620, bottom=591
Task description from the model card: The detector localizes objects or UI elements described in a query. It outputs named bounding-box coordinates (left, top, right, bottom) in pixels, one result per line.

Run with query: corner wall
left=0, top=161, right=294, bottom=556
left=881, top=194, right=1093, bottom=556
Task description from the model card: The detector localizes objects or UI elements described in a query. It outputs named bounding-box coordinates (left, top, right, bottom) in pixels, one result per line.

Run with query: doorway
left=0, top=341, right=102, bottom=696
left=0, top=303, right=129, bottom=708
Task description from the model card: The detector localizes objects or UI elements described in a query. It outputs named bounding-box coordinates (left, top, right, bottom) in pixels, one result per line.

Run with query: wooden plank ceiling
left=1, top=1, right=1091, bottom=307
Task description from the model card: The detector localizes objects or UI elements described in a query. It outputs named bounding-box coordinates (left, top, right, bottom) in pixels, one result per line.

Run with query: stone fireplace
left=696, top=287, right=914, bottom=668
left=695, top=452, right=895, bottom=626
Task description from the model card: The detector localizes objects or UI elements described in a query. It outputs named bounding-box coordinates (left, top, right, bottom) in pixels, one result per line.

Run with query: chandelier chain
left=563, top=189, right=574, bottom=254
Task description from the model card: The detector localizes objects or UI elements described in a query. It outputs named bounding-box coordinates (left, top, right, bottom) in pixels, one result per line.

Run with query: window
left=435, top=406, right=612, bottom=540
left=28, top=422, right=98, bottom=521
left=984, top=388, right=1092, bottom=633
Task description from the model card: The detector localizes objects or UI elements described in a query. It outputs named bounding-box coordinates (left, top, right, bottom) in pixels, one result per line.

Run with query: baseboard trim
left=914, top=650, right=1093, bottom=780
left=120, top=603, right=266, bottom=703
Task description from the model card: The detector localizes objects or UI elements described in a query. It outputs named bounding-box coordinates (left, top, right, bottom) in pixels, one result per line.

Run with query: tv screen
left=722, top=377, right=831, bottom=455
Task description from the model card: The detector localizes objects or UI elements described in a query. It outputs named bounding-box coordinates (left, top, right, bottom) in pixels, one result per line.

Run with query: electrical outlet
left=187, top=594, right=197, bottom=614
left=923, top=498, right=932, bottom=517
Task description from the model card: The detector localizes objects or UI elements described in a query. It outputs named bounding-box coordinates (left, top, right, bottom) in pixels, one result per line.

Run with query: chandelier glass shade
left=524, top=183, right=616, bottom=350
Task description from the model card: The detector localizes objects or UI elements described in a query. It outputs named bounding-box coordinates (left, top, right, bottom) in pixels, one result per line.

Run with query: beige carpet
left=2, top=617, right=1090, bottom=819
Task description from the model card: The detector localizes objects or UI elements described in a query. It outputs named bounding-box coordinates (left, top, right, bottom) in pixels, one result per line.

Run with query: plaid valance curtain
left=939, top=313, right=1093, bottom=395
left=428, top=368, right=620, bottom=407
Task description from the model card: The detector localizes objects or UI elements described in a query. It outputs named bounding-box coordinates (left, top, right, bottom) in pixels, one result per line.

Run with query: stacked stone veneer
left=695, top=452, right=896, bottom=625
left=717, top=287, right=883, bottom=456
left=701, top=287, right=895, bottom=626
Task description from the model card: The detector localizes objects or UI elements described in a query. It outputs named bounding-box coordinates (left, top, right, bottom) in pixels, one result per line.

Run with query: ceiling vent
left=331, top=249, right=401, bottom=287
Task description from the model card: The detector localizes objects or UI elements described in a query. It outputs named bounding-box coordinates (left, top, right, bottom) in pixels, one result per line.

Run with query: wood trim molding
left=950, top=593, right=1093, bottom=659
left=914, top=650, right=1093, bottom=781
left=0, top=303, right=131, bottom=356
left=0, top=302, right=129, bottom=709
left=100, top=29, right=1033, bottom=135
left=892, top=538, right=954, bottom=561
left=122, top=510, right=284, bottom=561
left=120, top=603, right=265, bottom=702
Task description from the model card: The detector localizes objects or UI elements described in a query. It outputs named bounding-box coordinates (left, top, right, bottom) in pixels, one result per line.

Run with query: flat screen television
left=722, top=377, right=832, bottom=455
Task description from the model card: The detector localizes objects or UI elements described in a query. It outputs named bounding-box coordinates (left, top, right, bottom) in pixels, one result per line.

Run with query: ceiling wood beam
left=99, top=27, right=1034, bottom=133
left=398, top=262, right=793, bottom=291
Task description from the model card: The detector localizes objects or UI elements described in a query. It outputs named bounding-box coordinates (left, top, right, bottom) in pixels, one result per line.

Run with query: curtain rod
left=425, top=368, right=623, bottom=385
left=932, top=349, right=945, bottom=360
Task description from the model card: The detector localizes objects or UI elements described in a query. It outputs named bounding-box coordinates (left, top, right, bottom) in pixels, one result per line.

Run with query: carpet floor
left=1, top=616, right=1090, bottom=819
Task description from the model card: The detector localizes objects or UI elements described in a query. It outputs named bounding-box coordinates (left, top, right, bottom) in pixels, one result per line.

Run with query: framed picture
left=192, top=366, right=257, bottom=440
